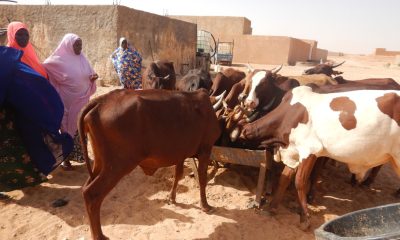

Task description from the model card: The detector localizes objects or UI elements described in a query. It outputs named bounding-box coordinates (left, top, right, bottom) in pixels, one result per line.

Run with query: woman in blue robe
left=0, top=46, right=73, bottom=191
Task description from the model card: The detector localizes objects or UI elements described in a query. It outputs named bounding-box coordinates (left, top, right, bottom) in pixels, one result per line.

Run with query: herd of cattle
left=78, top=60, right=400, bottom=239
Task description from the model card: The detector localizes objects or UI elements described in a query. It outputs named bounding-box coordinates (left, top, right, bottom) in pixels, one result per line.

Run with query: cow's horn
left=246, top=111, right=259, bottom=122
left=272, top=64, right=283, bottom=74
left=163, top=74, right=170, bottom=79
left=246, top=62, right=254, bottom=73
left=332, top=61, right=345, bottom=68
left=213, top=90, right=226, bottom=110
left=215, top=90, right=226, bottom=101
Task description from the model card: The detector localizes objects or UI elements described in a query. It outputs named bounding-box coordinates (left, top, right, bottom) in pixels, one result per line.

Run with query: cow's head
left=144, top=60, right=176, bottom=90
left=242, top=65, right=283, bottom=111
left=303, top=61, right=345, bottom=76
left=241, top=90, right=309, bottom=149
left=176, top=68, right=212, bottom=92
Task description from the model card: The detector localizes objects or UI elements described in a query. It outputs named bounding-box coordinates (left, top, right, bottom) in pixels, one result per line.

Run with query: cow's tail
left=78, top=100, right=97, bottom=181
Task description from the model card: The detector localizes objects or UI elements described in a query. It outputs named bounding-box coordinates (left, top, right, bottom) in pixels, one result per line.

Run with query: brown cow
left=79, top=89, right=221, bottom=240
left=210, top=68, right=246, bottom=96
left=219, top=68, right=299, bottom=146
left=303, top=61, right=345, bottom=76
left=335, top=76, right=399, bottom=87
left=142, top=60, right=176, bottom=90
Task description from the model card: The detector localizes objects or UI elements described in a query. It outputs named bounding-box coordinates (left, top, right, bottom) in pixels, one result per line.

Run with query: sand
left=1, top=54, right=400, bottom=240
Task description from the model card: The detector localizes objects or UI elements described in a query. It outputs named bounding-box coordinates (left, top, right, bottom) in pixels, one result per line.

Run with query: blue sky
left=11, top=0, right=400, bottom=54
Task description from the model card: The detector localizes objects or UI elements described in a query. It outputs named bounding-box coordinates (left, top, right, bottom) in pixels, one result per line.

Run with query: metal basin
left=315, top=203, right=400, bottom=240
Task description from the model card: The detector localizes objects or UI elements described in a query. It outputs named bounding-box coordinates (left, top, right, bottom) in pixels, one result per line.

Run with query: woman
left=7, top=21, right=48, bottom=78
left=0, top=46, right=73, bottom=191
left=43, top=33, right=98, bottom=170
left=111, top=37, right=143, bottom=89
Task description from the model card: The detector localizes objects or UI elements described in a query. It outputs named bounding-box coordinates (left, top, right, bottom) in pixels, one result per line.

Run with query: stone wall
left=0, top=5, right=197, bottom=85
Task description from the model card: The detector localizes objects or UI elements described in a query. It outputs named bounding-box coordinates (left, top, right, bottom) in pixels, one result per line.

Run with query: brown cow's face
left=241, top=91, right=309, bottom=149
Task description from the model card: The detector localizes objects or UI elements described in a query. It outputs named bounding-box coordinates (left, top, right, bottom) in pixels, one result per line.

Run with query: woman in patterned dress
left=111, top=37, right=143, bottom=89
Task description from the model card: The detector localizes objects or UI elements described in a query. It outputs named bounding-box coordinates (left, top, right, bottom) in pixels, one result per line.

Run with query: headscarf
left=7, top=22, right=48, bottom=78
left=43, top=33, right=96, bottom=136
left=119, top=37, right=127, bottom=47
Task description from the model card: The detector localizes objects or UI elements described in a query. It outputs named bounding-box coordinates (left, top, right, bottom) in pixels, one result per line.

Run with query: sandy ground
left=1, top=55, right=400, bottom=240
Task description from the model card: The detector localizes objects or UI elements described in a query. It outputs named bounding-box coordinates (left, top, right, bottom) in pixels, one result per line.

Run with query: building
left=170, top=15, right=328, bottom=65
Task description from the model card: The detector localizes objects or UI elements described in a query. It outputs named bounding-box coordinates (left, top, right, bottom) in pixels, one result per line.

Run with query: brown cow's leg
left=82, top=169, right=127, bottom=240
left=197, top=151, right=212, bottom=212
left=295, top=155, right=317, bottom=231
left=307, top=157, right=326, bottom=204
left=268, top=165, right=296, bottom=214
left=169, top=160, right=184, bottom=204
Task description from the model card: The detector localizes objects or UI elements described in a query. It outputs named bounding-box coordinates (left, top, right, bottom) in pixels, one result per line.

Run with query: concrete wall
left=232, top=35, right=291, bottom=65
left=313, top=48, right=328, bottom=62
left=0, top=5, right=197, bottom=85
left=288, top=38, right=311, bottom=65
left=170, top=16, right=252, bottom=41
left=0, top=5, right=118, bottom=83
left=375, top=48, right=400, bottom=56
left=116, top=6, right=196, bottom=79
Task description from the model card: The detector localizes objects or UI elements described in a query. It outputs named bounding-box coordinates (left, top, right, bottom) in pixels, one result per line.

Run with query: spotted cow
left=242, top=86, right=400, bottom=229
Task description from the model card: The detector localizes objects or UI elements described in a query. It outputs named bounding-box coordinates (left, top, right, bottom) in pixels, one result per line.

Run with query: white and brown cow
left=242, top=86, right=400, bottom=229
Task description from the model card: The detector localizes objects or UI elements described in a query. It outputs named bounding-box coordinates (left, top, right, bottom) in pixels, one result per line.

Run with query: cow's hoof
left=299, top=218, right=311, bottom=231
left=361, top=178, right=373, bottom=187
left=167, top=198, right=176, bottom=205
left=202, top=205, right=215, bottom=213
left=94, top=234, right=109, bottom=240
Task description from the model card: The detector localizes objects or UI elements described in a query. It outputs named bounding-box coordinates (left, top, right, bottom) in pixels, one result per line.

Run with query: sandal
left=60, top=161, right=74, bottom=171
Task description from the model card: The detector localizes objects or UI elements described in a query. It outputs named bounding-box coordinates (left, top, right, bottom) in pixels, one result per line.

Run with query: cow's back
left=288, top=74, right=337, bottom=86
left=288, top=87, right=400, bottom=165
left=85, top=89, right=220, bottom=168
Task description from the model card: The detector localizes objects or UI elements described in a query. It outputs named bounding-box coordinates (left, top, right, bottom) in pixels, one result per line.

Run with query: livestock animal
left=210, top=68, right=246, bottom=96
left=277, top=74, right=338, bottom=86
left=223, top=79, right=246, bottom=109
left=334, top=76, right=399, bottom=88
left=242, top=86, right=400, bottom=229
left=175, top=68, right=213, bottom=92
left=219, top=67, right=299, bottom=146
left=142, top=60, right=176, bottom=90
left=303, top=61, right=345, bottom=76
left=79, top=89, right=221, bottom=240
